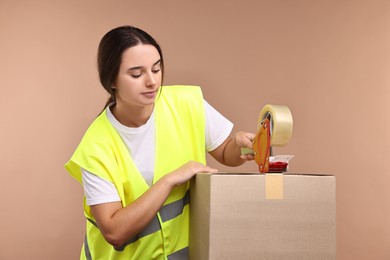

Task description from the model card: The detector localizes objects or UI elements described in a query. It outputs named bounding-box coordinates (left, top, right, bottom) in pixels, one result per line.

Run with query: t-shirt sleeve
left=204, top=99, right=234, bottom=152
left=81, top=168, right=121, bottom=206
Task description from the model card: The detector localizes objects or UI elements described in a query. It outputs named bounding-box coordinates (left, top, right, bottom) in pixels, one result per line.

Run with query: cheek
left=116, top=75, right=137, bottom=89
left=115, top=79, right=137, bottom=96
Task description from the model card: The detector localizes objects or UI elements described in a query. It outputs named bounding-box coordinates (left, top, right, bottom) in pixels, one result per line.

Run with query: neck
left=112, top=103, right=154, bottom=127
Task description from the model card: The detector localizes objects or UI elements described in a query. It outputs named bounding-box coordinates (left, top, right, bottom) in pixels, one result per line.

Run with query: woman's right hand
left=166, top=161, right=218, bottom=187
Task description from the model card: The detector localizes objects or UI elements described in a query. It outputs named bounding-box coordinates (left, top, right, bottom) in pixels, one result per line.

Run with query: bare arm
left=209, top=131, right=255, bottom=167
left=90, top=161, right=218, bottom=248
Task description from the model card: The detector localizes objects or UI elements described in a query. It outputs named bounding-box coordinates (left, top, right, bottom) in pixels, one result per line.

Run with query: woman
left=65, top=25, right=254, bottom=260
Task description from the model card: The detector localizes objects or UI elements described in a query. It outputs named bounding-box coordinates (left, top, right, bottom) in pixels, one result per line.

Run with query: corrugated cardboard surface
left=189, top=173, right=336, bottom=260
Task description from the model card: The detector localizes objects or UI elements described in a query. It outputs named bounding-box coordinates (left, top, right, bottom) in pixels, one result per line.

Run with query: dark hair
left=97, top=25, right=164, bottom=108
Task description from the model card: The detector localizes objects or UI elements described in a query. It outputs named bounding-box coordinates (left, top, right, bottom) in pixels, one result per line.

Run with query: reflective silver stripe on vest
left=168, top=246, right=189, bottom=260
left=84, top=235, right=92, bottom=260
left=160, top=189, right=190, bottom=222
left=117, top=190, right=190, bottom=251
left=86, top=190, right=190, bottom=252
left=115, top=215, right=161, bottom=251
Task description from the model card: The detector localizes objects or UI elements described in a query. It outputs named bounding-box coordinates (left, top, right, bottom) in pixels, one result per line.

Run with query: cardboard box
left=189, top=173, right=336, bottom=260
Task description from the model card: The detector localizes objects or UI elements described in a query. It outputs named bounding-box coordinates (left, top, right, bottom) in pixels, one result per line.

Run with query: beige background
left=1, top=0, right=389, bottom=259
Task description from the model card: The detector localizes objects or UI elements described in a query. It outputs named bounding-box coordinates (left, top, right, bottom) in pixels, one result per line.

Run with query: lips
left=141, top=90, right=157, bottom=98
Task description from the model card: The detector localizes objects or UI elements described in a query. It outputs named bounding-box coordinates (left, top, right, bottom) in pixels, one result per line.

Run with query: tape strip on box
left=265, top=174, right=284, bottom=200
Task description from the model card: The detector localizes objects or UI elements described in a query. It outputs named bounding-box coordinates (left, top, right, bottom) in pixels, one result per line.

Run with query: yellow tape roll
left=258, top=104, right=293, bottom=147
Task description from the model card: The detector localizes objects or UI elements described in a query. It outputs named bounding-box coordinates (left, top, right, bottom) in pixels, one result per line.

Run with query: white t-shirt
left=82, top=100, right=233, bottom=206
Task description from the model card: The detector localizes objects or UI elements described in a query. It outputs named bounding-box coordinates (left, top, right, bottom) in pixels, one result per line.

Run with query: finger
left=240, top=154, right=255, bottom=161
left=201, top=165, right=218, bottom=173
left=204, top=167, right=218, bottom=173
left=242, top=138, right=254, bottom=149
left=237, top=132, right=256, bottom=148
left=246, top=154, right=254, bottom=160
left=246, top=133, right=256, bottom=140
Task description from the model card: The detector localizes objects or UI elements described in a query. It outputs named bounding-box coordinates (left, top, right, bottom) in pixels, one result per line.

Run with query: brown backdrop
left=1, top=0, right=389, bottom=259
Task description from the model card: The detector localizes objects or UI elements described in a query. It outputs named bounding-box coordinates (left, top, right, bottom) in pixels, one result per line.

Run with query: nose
left=145, top=72, right=157, bottom=88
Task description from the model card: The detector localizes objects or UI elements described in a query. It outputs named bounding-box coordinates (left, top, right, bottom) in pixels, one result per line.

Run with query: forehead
left=121, top=44, right=161, bottom=67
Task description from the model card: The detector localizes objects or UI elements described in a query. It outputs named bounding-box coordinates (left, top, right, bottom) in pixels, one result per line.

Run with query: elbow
left=98, top=227, right=127, bottom=249
left=102, top=231, right=122, bottom=248
left=101, top=228, right=138, bottom=250
left=90, top=203, right=138, bottom=249
left=104, top=232, right=128, bottom=250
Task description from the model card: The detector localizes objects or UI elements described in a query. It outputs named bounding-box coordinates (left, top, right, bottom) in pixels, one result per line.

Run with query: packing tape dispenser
left=241, top=104, right=294, bottom=173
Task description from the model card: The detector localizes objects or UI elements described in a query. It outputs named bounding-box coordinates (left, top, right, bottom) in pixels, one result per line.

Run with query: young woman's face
left=114, top=44, right=162, bottom=108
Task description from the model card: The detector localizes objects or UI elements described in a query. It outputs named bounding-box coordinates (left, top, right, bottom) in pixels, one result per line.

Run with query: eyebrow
left=128, top=59, right=161, bottom=71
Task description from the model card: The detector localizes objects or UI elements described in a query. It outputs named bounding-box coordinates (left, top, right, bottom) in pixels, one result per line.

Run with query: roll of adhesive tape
left=258, top=104, right=293, bottom=147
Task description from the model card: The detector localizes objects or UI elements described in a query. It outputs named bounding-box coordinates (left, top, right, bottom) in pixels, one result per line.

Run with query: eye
left=131, top=73, right=142, bottom=78
left=152, top=68, right=161, bottom=74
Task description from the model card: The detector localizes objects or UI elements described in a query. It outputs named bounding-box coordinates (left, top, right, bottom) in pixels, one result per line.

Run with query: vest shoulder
left=85, top=111, right=111, bottom=135
left=161, top=85, right=202, bottom=95
left=78, top=111, right=116, bottom=147
left=161, top=85, right=203, bottom=100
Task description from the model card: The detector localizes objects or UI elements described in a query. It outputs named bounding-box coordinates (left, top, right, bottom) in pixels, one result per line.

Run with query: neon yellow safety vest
left=65, top=85, right=206, bottom=260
